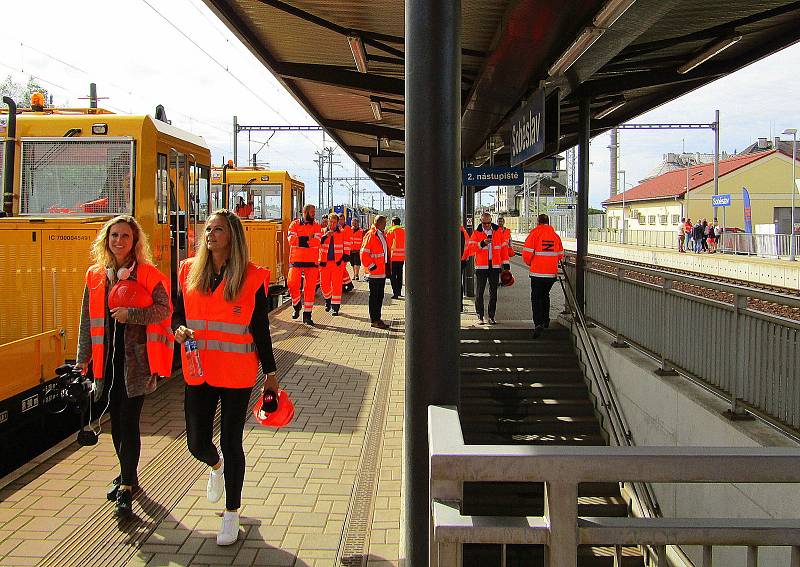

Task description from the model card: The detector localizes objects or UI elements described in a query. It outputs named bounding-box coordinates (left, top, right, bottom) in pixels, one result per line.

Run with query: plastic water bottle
left=185, top=338, right=204, bottom=378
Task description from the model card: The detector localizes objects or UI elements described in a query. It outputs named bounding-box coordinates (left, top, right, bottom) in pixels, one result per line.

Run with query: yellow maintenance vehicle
left=211, top=165, right=304, bottom=295
left=0, top=97, right=212, bottom=452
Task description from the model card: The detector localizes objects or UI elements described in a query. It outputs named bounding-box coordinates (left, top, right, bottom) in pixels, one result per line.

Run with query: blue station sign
left=462, top=166, right=524, bottom=186
left=711, top=194, right=732, bottom=207
left=509, top=88, right=545, bottom=166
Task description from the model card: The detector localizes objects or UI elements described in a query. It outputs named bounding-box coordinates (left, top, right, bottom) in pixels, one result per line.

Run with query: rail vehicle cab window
left=229, top=183, right=282, bottom=220
left=157, top=153, right=168, bottom=223
left=291, top=185, right=303, bottom=219
left=210, top=183, right=224, bottom=212
left=19, top=138, right=135, bottom=216
left=188, top=162, right=209, bottom=223
left=198, top=165, right=210, bottom=220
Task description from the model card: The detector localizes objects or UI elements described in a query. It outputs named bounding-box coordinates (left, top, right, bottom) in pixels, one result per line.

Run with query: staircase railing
left=558, top=259, right=662, bottom=520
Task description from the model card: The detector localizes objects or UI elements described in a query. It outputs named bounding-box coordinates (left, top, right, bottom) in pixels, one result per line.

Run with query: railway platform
left=0, top=280, right=405, bottom=567
left=511, top=233, right=800, bottom=290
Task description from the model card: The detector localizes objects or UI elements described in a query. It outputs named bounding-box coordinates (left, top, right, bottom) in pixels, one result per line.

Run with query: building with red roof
left=602, top=149, right=799, bottom=234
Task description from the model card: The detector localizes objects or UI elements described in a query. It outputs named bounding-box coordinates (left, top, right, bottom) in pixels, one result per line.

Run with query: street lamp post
left=783, top=128, right=797, bottom=261
left=620, top=170, right=626, bottom=244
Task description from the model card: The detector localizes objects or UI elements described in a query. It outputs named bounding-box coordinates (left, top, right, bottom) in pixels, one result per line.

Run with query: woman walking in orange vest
left=76, top=215, right=173, bottom=519
left=173, top=210, right=279, bottom=546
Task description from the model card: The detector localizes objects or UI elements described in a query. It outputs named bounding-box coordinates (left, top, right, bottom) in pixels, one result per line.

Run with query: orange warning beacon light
left=253, top=389, right=295, bottom=427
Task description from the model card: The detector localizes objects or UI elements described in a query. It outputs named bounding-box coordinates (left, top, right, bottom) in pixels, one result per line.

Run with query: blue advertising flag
left=742, top=187, right=753, bottom=233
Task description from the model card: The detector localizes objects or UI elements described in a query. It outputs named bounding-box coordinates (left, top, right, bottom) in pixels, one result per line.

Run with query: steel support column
left=576, top=99, right=591, bottom=310
left=464, top=185, right=475, bottom=297
left=405, top=0, right=461, bottom=564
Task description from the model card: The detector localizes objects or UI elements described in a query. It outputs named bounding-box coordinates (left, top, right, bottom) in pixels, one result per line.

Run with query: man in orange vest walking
left=521, top=214, right=564, bottom=337
left=360, top=215, right=390, bottom=329
left=465, top=212, right=505, bottom=324
left=496, top=215, right=515, bottom=271
left=386, top=217, right=405, bottom=299
left=319, top=213, right=349, bottom=315
left=287, top=204, right=322, bottom=325
left=350, top=217, right=365, bottom=281
left=337, top=215, right=356, bottom=293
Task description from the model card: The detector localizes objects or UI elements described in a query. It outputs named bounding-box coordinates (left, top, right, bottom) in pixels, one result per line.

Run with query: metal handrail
left=558, top=262, right=661, bottom=519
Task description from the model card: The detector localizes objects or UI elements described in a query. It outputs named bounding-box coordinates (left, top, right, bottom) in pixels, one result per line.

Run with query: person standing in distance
left=319, top=213, right=348, bottom=315
left=385, top=217, right=406, bottom=299
left=496, top=215, right=515, bottom=271
left=465, top=212, right=504, bottom=324
left=337, top=215, right=355, bottom=293
left=286, top=204, right=322, bottom=325
left=76, top=215, right=173, bottom=519
left=361, top=215, right=390, bottom=329
left=173, top=210, right=279, bottom=546
left=349, top=217, right=365, bottom=282
left=521, top=214, right=564, bottom=337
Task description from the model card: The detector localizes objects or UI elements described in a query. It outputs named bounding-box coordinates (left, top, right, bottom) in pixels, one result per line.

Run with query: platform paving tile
left=0, top=280, right=404, bottom=566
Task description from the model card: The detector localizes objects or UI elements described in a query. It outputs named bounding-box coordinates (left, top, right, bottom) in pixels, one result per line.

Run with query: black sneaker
left=115, top=488, right=133, bottom=519
left=332, top=307, right=340, bottom=316
left=343, top=283, right=354, bottom=293
left=291, top=303, right=301, bottom=319
left=303, top=313, right=315, bottom=326
left=325, top=299, right=331, bottom=312
left=107, top=477, right=140, bottom=502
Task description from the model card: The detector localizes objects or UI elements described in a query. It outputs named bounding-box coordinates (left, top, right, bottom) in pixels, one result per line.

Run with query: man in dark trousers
left=465, top=212, right=505, bottom=324
left=386, top=217, right=405, bottom=299
left=360, top=215, right=390, bottom=329
left=521, top=214, right=564, bottom=337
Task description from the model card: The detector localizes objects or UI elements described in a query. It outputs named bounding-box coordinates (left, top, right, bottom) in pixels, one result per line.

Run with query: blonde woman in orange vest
left=76, top=215, right=173, bottom=519
left=173, top=210, right=278, bottom=546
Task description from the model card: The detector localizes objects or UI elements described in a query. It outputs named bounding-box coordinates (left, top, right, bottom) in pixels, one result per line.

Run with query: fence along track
left=38, top=309, right=315, bottom=567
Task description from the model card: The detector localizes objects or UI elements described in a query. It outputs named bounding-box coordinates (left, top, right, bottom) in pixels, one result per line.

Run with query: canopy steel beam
left=322, top=119, right=405, bottom=141
left=274, top=62, right=405, bottom=97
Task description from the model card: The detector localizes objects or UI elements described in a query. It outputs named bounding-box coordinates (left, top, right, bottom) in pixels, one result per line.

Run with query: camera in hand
left=50, top=364, right=94, bottom=414
left=47, top=364, right=99, bottom=447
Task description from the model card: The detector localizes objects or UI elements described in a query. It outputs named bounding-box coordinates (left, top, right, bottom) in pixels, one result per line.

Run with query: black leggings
left=185, top=382, right=253, bottom=510
left=108, top=375, right=145, bottom=486
left=106, top=322, right=145, bottom=487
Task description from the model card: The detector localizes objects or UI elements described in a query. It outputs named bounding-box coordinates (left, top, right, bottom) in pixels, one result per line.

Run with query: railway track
left=510, top=240, right=800, bottom=322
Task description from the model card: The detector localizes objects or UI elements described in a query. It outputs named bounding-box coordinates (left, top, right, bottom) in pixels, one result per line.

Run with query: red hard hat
left=108, top=280, right=153, bottom=309
left=253, top=389, right=295, bottom=427
left=500, top=269, right=515, bottom=287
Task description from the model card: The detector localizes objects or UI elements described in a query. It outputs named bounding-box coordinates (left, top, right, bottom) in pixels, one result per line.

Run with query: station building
left=603, top=147, right=800, bottom=233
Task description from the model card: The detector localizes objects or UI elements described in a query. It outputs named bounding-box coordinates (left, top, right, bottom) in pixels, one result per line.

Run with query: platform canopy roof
left=202, top=0, right=800, bottom=197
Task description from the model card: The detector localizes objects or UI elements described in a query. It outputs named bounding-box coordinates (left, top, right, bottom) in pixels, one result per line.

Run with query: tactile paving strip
left=336, top=319, right=398, bottom=567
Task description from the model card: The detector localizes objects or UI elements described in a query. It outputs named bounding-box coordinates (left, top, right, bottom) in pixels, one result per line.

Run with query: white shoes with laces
left=207, top=459, right=224, bottom=503
left=217, top=510, right=240, bottom=546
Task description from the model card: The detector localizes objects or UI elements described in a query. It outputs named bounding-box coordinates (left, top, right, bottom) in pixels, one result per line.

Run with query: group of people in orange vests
left=461, top=212, right=564, bottom=337
left=286, top=205, right=405, bottom=329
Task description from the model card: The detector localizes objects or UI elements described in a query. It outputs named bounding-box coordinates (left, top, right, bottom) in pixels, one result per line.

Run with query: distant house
left=602, top=149, right=799, bottom=233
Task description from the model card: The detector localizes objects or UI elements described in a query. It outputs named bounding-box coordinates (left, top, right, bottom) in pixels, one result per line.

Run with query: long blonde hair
left=186, top=209, right=249, bottom=302
left=90, top=215, right=152, bottom=270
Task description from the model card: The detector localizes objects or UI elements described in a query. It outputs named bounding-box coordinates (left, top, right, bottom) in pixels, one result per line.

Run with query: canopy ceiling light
left=548, top=26, right=605, bottom=77
left=677, top=34, right=742, bottom=74
left=594, top=100, right=626, bottom=120
left=370, top=98, right=383, bottom=120
left=347, top=35, right=368, bottom=73
left=593, top=0, right=637, bottom=28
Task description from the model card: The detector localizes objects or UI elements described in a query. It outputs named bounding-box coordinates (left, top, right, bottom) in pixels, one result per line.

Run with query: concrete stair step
left=460, top=353, right=581, bottom=369
left=466, top=419, right=603, bottom=435
left=461, top=368, right=585, bottom=382
left=460, top=401, right=596, bottom=417
left=460, top=339, right=573, bottom=354
left=463, top=432, right=607, bottom=445
left=460, top=326, right=570, bottom=341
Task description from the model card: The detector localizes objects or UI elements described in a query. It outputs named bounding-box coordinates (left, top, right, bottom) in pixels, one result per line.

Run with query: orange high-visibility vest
left=86, top=262, right=174, bottom=379
left=521, top=224, right=564, bottom=277
left=360, top=227, right=388, bottom=278
left=318, top=228, right=349, bottom=263
left=386, top=226, right=406, bottom=261
left=287, top=218, right=322, bottom=266
left=496, top=226, right=515, bottom=262
left=467, top=224, right=505, bottom=269
left=339, top=224, right=353, bottom=255
left=351, top=228, right=365, bottom=252
left=179, top=259, right=269, bottom=388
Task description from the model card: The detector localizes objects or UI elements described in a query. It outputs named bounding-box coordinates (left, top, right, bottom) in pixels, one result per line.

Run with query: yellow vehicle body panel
left=0, top=330, right=64, bottom=403
left=0, top=109, right=211, bottom=415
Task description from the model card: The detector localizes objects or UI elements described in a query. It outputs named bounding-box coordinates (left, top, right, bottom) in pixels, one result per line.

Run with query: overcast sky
left=2, top=0, right=799, bottom=209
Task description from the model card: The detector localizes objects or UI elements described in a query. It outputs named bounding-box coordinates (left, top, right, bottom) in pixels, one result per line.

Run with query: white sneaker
left=216, top=510, right=240, bottom=546
left=207, top=461, right=224, bottom=503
